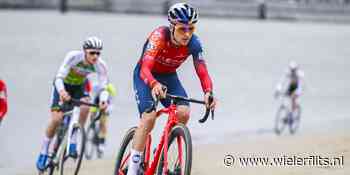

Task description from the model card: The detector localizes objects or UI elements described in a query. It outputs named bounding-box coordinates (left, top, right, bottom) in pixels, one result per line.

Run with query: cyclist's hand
left=99, top=101, right=108, bottom=111
left=59, top=89, right=71, bottom=102
left=151, top=83, right=166, bottom=99
left=204, top=92, right=216, bottom=110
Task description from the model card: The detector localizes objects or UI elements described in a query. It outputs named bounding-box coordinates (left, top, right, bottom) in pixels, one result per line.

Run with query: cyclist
left=275, top=61, right=304, bottom=116
left=128, top=3, right=217, bottom=175
left=86, top=79, right=116, bottom=156
left=0, top=78, right=8, bottom=125
left=36, top=36, right=110, bottom=171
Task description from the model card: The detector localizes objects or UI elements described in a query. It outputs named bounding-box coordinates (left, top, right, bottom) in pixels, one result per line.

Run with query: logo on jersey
left=146, top=42, right=155, bottom=51
left=132, top=155, right=141, bottom=163
left=71, top=66, right=94, bottom=76
left=157, top=56, right=187, bottom=67
left=198, top=52, right=205, bottom=61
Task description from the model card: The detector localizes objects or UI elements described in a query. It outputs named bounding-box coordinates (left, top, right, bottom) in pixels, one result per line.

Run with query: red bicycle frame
left=118, top=103, right=183, bottom=175
left=118, top=93, right=214, bottom=175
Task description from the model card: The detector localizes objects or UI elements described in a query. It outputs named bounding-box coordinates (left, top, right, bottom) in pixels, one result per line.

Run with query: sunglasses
left=87, top=51, right=101, bottom=56
left=175, top=25, right=196, bottom=34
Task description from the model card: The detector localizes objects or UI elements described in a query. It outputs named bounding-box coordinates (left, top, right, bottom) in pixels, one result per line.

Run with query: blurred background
left=0, top=0, right=350, bottom=23
left=0, top=0, right=349, bottom=175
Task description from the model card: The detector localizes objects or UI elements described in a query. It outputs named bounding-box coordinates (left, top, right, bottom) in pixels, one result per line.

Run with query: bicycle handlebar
left=59, top=98, right=98, bottom=111
left=145, top=92, right=215, bottom=124
left=165, top=94, right=214, bottom=123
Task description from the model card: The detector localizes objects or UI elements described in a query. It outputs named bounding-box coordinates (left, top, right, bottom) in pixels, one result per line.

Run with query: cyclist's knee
left=177, top=105, right=190, bottom=124
left=51, top=111, right=63, bottom=125
left=100, top=114, right=108, bottom=124
left=139, top=111, right=157, bottom=134
left=80, top=97, right=91, bottom=110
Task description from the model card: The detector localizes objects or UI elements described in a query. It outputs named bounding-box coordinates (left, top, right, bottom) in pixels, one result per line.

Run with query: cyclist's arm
left=140, top=55, right=157, bottom=88
left=295, top=70, right=305, bottom=96
left=190, top=36, right=213, bottom=93
left=140, top=31, right=164, bottom=89
left=193, top=56, right=213, bottom=93
left=54, top=51, right=81, bottom=92
left=276, top=69, right=288, bottom=93
left=96, top=59, right=109, bottom=102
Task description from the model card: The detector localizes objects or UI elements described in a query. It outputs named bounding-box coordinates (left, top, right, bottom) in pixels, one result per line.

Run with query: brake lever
left=208, top=94, right=215, bottom=120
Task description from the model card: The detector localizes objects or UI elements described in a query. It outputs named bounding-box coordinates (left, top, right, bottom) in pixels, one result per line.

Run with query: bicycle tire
left=157, top=124, right=192, bottom=175
left=84, top=123, right=97, bottom=160
left=274, top=105, right=288, bottom=135
left=45, top=127, right=65, bottom=175
left=114, top=127, right=137, bottom=175
left=47, top=165, right=55, bottom=175
left=289, top=104, right=301, bottom=134
left=60, top=124, right=86, bottom=175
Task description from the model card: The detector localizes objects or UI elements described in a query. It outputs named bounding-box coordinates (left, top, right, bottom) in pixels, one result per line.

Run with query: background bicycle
left=274, top=93, right=302, bottom=135
left=40, top=99, right=96, bottom=175
left=114, top=93, right=214, bottom=175
left=84, top=109, right=105, bottom=160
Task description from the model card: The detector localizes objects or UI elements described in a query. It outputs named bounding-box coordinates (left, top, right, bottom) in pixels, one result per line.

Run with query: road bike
left=274, top=94, right=301, bottom=135
left=39, top=99, right=96, bottom=175
left=114, top=93, right=214, bottom=175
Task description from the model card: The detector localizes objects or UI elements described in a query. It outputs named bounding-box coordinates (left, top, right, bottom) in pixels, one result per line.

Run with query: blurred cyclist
left=86, top=79, right=116, bottom=156
left=275, top=61, right=304, bottom=115
left=36, top=36, right=110, bottom=171
left=128, top=3, right=217, bottom=175
left=0, top=78, right=8, bottom=125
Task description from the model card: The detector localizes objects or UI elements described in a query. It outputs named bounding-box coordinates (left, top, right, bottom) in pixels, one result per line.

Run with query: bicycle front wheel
left=60, top=124, right=86, bottom=175
left=274, top=105, right=289, bottom=135
left=157, top=124, right=192, bottom=175
left=289, top=105, right=302, bottom=134
left=84, top=123, right=98, bottom=160
left=114, top=127, right=137, bottom=175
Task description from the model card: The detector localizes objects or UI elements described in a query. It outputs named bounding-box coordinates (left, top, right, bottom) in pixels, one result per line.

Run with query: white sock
left=70, top=128, right=78, bottom=145
left=127, top=149, right=142, bottom=175
left=40, top=136, right=52, bottom=155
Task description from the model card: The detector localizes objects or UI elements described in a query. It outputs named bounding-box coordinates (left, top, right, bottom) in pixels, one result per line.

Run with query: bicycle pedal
left=69, top=154, right=78, bottom=159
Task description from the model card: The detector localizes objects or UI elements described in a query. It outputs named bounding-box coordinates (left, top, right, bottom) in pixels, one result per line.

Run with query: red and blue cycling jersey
left=138, top=26, right=213, bottom=93
left=0, top=79, right=8, bottom=120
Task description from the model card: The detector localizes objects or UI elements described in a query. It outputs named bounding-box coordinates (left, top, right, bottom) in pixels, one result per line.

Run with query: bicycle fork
left=66, top=107, right=80, bottom=155
left=51, top=131, right=68, bottom=168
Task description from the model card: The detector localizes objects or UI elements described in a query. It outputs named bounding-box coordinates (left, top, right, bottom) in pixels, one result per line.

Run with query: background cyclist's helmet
left=83, top=36, right=103, bottom=50
left=289, top=61, right=298, bottom=70
left=168, top=3, right=198, bottom=25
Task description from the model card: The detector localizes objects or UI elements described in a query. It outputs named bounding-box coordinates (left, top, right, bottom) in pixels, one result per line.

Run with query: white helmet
left=82, top=36, right=103, bottom=50
left=289, top=61, right=298, bottom=70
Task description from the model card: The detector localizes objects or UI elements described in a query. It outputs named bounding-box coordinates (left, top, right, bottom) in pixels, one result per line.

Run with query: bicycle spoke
left=289, top=106, right=302, bottom=134
left=114, top=127, right=137, bottom=175
left=60, top=125, right=86, bottom=175
left=167, top=136, right=185, bottom=175
left=85, top=125, right=97, bottom=160
left=158, top=124, right=192, bottom=175
left=275, top=106, right=288, bottom=135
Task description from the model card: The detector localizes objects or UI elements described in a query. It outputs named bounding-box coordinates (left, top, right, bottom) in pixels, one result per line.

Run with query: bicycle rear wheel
left=84, top=123, right=98, bottom=160
left=47, top=167, right=55, bottom=175
left=157, top=124, right=192, bottom=175
left=289, top=105, right=301, bottom=134
left=60, top=124, right=86, bottom=175
left=274, top=105, right=289, bottom=135
left=114, top=127, right=137, bottom=175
